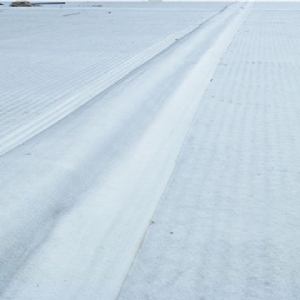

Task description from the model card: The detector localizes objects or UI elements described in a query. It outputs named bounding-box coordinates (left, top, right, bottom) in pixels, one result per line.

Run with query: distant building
left=31, top=2, right=65, bottom=4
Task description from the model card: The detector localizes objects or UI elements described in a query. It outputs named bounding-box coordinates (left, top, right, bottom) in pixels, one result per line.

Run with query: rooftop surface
left=1, top=2, right=300, bottom=299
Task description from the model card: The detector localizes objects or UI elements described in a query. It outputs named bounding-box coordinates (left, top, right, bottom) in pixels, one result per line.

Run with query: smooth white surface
left=1, top=2, right=241, bottom=298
